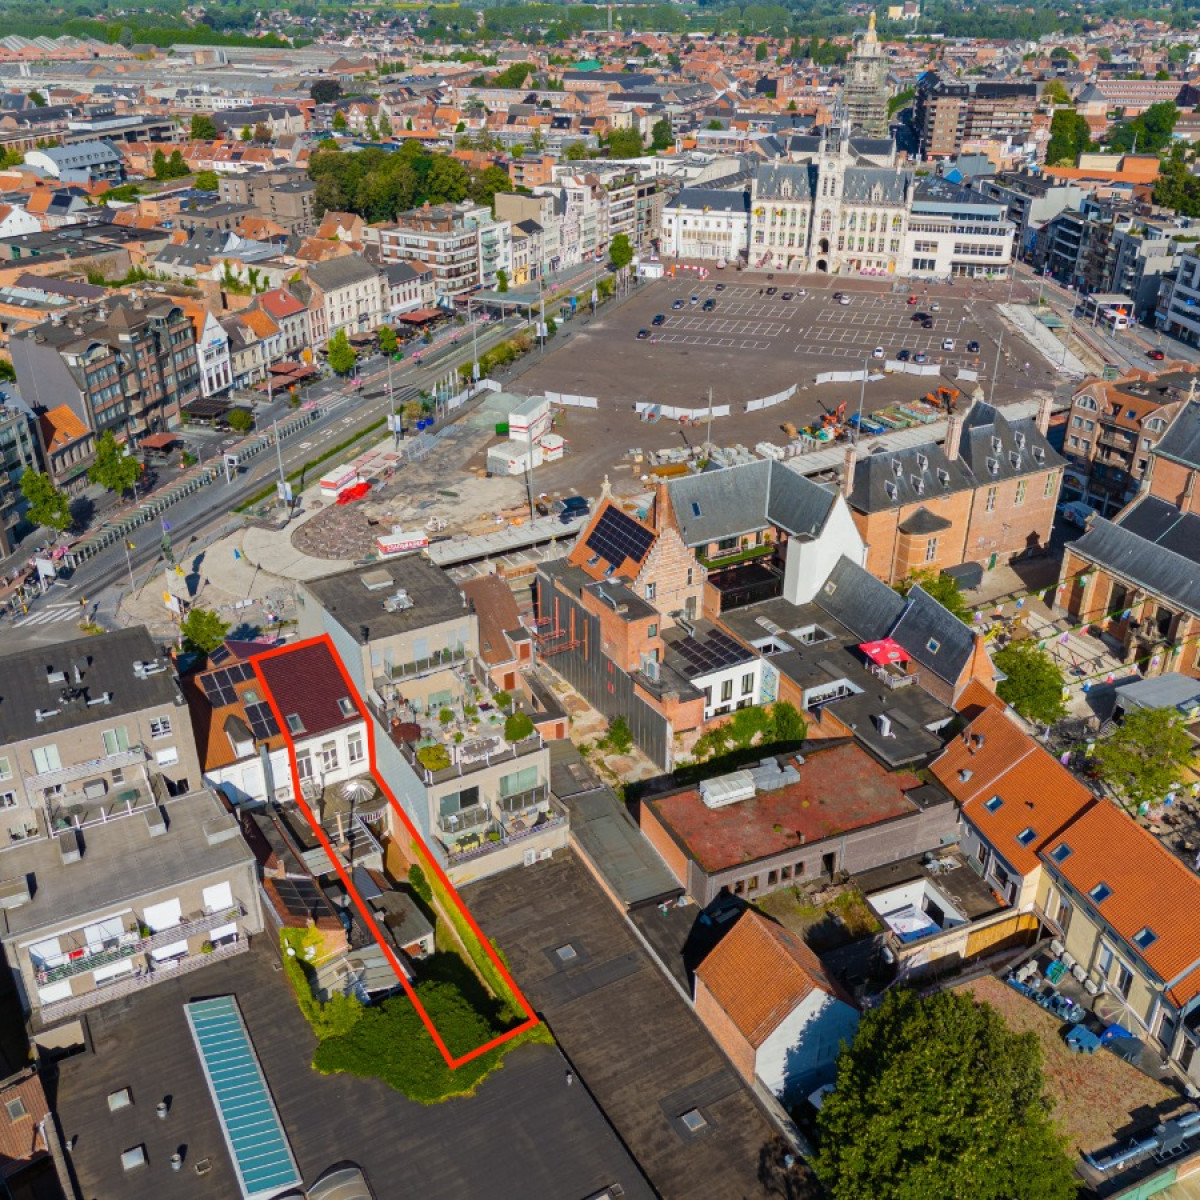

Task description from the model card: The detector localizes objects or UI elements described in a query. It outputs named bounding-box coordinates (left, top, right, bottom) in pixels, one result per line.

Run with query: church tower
left=843, top=11, right=891, bottom=139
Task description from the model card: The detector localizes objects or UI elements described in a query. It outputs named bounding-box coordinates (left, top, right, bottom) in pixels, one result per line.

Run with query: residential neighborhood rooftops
left=0, top=788, right=250, bottom=940
left=1152, top=398, right=1200, bottom=470
left=0, top=626, right=180, bottom=744
left=646, top=741, right=930, bottom=873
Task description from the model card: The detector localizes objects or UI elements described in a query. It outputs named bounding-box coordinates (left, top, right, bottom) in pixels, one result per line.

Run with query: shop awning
left=140, top=433, right=178, bottom=450
left=399, top=307, right=442, bottom=324
left=859, top=638, right=911, bottom=667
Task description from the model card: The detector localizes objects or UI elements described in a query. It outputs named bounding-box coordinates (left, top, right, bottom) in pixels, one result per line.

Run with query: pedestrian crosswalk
left=13, top=602, right=82, bottom=628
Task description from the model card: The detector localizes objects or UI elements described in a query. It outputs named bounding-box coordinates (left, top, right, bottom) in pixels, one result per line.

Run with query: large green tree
left=88, top=430, right=141, bottom=494
left=1108, top=100, right=1178, bottom=154
left=310, top=78, right=342, bottom=105
left=1093, top=706, right=1195, bottom=810
left=894, top=568, right=971, bottom=623
left=605, top=127, right=644, bottom=158
left=650, top=117, right=673, bottom=151
left=816, top=989, right=1076, bottom=1200
left=1045, top=108, right=1094, bottom=166
left=608, top=232, right=634, bottom=271
left=189, top=113, right=218, bottom=140
left=179, top=606, right=231, bottom=654
left=326, top=328, right=357, bottom=375
left=19, top=469, right=71, bottom=533
left=994, top=641, right=1067, bottom=725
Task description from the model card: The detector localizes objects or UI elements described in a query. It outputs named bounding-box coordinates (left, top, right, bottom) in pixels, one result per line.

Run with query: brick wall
left=962, top=468, right=1060, bottom=565
left=694, top=978, right=757, bottom=1085
left=635, top=523, right=705, bottom=624
left=639, top=802, right=691, bottom=889
left=1147, top=456, right=1200, bottom=513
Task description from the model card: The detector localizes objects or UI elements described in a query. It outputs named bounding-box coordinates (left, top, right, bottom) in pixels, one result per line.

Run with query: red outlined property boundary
left=248, top=634, right=539, bottom=1069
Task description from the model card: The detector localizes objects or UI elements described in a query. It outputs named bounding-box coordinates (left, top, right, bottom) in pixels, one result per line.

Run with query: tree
left=770, top=700, right=807, bottom=743
left=179, top=607, right=231, bottom=655
left=88, top=430, right=141, bottom=495
left=894, top=568, right=971, bottom=623
left=1093, top=707, right=1195, bottom=810
left=189, top=113, right=218, bottom=140
left=364, top=116, right=377, bottom=141
left=468, top=163, right=512, bottom=207
left=650, top=116, right=673, bottom=151
left=608, top=232, right=634, bottom=271
left=817, top=989, right=1075, bottom=1200
left=496, top=268, right=508, bottom=293
left=19, top=469, right=70, bottom=533
left=378, top=112, right=392, bottom=138
left=226, top=408, right=254, bottom=434
left=564, top=140, right=591, bottom=161
left=1108, top=100, right=1178, bottom=154
left=27, top=90, right=46, bottom=108
left=326, top=328, right=357, bottom=375
left=377, top=325, right=398, bottom=356
left=755, top=40, right=768, bottom=62
left=240, top=126, right=253, bottom=142
left=332, top=109, right=348, bottom=132
left=426, top=155, right=469, bottom=203
left=605, top=127, right=644, bottom=158
left=193, top=169, right=219, bottom=192
left=152, top=149, right=169, bottom=179
left=1045, top=108, right=1094, bottom=166
left=993, top=642, right=1067, bottom=725
left=492, top=61, right=533, bottom=89
left=503, top=710, right=534, bottom=741
left=1041, top=79, right=1071, bottom=106
left=310, top=78, right=342, bottom=105
left=706, top=118, right=724, bottom=130
left=253, top=123, right=271, bottom=144
left=166, top=149, right=188, bottom=178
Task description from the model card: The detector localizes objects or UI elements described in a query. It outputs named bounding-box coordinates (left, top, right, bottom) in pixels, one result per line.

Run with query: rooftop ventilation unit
left=145, top=807, right=167, bottom=838
left=0, top=875, right=31, bottom=910
left=34, top=708, right=59, bottom=723
left=382, top=589, right=414, bottom=612
left=57, top=829, right=82, bottom=865
left=133, top=660, right=167, bottom=679
left=698, top=770, right=757, bottom=809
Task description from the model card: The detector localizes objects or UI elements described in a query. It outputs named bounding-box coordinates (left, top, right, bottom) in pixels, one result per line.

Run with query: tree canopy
left=815, top=988, right=1076, bottom=1200
left=993, top=642, right=1067, bottom=725
left=19, top=469, right=70, bottom=533
left=650, top=116, right=673, bottom=151
left=326, top=328, right=358, bottom=376
left=605, top=127, right=644, bottom=158
left=1045, top=108, right=1094, bottom=166
left=310, top=78, right=342, bottom=106
left=1093, top=706, right=1195, bottom=810
left=189, top=113, right=218, bottom=140
left=491, top=61, right=533, bottom=89
left=179, top=606, right=230, bottom=654
left=1108, top=101, right=1178, bottom=154
left=88, top=430, right=141, bottom=494
left=608, top=232, right=634, bottom=271
left=894, top=568, right=970, bottom=623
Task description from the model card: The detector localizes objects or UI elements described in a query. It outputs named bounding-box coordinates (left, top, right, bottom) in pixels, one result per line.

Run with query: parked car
left=672, top=299, right=684, bottom=310
left=714, top=283, right=726, bottom=291
left=967, top=340, right=980, bottom=354
left=1058, top=500, right=1098, bottom=527
left=911, top=312, right=928, bottom=322
left=781, top=292, right=793, bottom=300
left=942, top=338, right=956, bottom=351
left=896, top=348, right=911, bottom=362
left=872, top=346, right=885, bottom=358
left=765, top=286, right=778, bottom=296
left=914, top=351, right=928, bottom=364
left=636, top=328, right=651, bottom=339
left=1147, top=348, right=1166, bottom=360
left=702, top=298, right=716, bottom=311
left=838, top=296, right=851, bottom=306
left=930, top=301, right=941, bottom=312
left=690, top=295, right=699, bottom=305
left=907, top=295, right=918, bottom=305
left=922, top=318, right=934, bottom=329
left=652, top=313, right=666, bottom=326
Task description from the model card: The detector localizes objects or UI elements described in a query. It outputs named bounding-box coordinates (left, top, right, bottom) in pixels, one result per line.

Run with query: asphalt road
left=3, top=314, right=526, bottom=648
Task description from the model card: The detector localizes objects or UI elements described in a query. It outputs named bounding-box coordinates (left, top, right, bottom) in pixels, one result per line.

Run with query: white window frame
left=149, top=716, right=172, bottom=740
left=347, top=731, right=365, bottom=765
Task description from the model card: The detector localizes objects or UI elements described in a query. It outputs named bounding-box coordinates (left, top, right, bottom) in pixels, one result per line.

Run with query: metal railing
left=445, top=806, right=567, bottom=866
left=37, top=937, right=247, bottom=1024
left=30, top=745, right=147, bottom=789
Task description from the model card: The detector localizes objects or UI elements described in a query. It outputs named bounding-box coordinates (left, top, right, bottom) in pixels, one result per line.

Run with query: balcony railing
left=380, top=645, right=468, bottom=684
left=34, top=904, right=246, bottom=983
left=869, top=664, right=919, bottom=690
left=28, top=745, right=148, bottom=788
left=445, top=802, right=567, bottom=867
left=37, top=937, right=248, bottom=1024
left=403, top=732, right=544, bottom=785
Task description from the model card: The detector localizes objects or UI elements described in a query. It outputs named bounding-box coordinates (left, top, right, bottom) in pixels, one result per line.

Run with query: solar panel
left=200, top=673, right=238, bottom=708
left=584, top=507, right=655, bottom=570
left=271, top=876, right=324, bottom=919
left=208, top=644, right=231, bottom=666
left=675, top=627, right=752, bottom=676
left=244, top=701, right=279, bottom=740
left=185, top=996, right=301, bottom=1200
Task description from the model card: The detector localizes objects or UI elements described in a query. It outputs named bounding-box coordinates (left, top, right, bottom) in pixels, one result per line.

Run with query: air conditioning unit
left=1061, top=952, right=1076, bottom=971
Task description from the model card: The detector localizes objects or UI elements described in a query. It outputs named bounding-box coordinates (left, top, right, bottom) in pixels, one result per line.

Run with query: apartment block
left=218, top=170, right=316, bottom=233
left=915, top=76, right=1038, bottom=160
left=0, top=787, right=262, bottom=1027
left=373, top=203, right=483, bottom=302
left=0, top=628, right=201, bottom=847
left=0, top=399, right=38, bottom=556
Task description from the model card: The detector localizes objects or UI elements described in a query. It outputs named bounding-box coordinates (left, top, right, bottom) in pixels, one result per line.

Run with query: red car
left=1147, top=348, right=1166, bottom=360
left=907, top=295, right=918, bottom=304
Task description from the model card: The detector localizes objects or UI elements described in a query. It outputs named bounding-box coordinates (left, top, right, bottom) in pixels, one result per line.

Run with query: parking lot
left=511, top=265, right=1062, bottom=498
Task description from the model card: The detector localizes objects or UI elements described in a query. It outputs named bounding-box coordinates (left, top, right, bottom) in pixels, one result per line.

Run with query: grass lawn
left=959, top=975, right=1186, bottom=1154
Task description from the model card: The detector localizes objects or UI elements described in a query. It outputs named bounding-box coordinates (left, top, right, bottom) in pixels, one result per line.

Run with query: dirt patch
left=757, top=885, right=883, bottom=954
left=958, top=974, right=1186, bottom=1155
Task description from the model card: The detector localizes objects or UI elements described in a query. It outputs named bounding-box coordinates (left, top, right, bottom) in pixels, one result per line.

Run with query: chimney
left=652, top=478, right=669, bottom=531
left=1035, top=392, right=1053, bottom=437
left=842, top=446, right=857, bottom=498
left=944, top=412, right=963, bottom=462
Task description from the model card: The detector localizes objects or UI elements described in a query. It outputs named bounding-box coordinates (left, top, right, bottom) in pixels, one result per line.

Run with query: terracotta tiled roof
left=238, top=307, right=279, bottom=340
left=37, top=404, right=88, bottom=453
left=953, top=678, right=1007, bottom=721
left=461, top=573, right=524, bottom=667
left=930, top=708, right=1095, bottom=876
left=696, top=910, right=841, bottom=1046
left=566, top=499, right=657, bottom=582
left=260, top=288, right=306, bottom=319
left=1041, top=800, right=1200, bottom=1001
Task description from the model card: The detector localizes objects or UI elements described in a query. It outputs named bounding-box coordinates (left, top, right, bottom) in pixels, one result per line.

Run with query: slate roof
left=887, top=584, right=975, bottom=685
left=1069, top=497, right=1200, bottom=617
left=255, top=642, right=359, bottom=741
left=1152, top=399, right=1200, bottom=471
left=695, top=910, right=841, bottom=1047
left=842, top=167, right=910, bottom=205
left=847, top=402, right=1062, bottom=515
left=813, top=554, right=905, bottom=642
left=666, top=459, right=836, bottom=546
left=753, top=161, right=815, bottom=201
left=306, top=254, right=380, bottom=292
left=666, top=187, right=750, bottom=214
left=898, top=506, right=953, bottom=535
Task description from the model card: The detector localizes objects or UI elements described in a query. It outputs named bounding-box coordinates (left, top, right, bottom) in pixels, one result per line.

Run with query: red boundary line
left=249, top=634, right=538, bottom=1069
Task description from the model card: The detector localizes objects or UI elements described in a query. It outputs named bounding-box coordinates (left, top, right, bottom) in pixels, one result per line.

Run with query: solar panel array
left=185, top=996, right=301, bottom=1200
left=244, top=701, right=279, bottom=740
left=201, top=661, right=256, bottom=707
left=208, top=644, right=232, bottom=666
left=271, top=876, right=324, bottom=920
left=585, top=507, right=654, bottom=570
left=674, top=628, right=751, bottom=677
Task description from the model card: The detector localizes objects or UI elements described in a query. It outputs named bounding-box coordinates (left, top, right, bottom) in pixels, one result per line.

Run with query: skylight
left=1134, top=926, right=1158, bottom=950
left=1016, top=827, right=1036, bottom=847
left=984, top=795, right=1004, bottom=813
left=680, top=1109, right=708, bottom=1133
left=926, top=637, right=941, bottom=654
left=1050, top=843, right=1073, bottom=864
left=337, top=697, right=356, bottom=717
left=691, top=501, right=702, bottom=517
left=1089, top=882, right=1112, bottom=903
left=285, top=713, right=305, bottom=734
